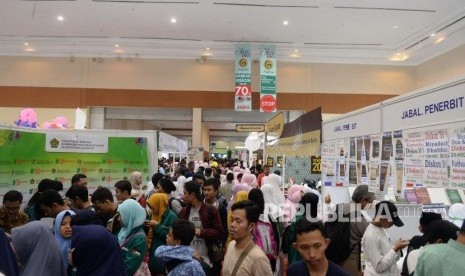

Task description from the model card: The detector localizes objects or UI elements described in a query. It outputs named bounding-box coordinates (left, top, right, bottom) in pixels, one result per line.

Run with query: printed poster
left=423, top=129, right=449, bottom=187
left=450, top=126, right=465, bottom=188
left=404, top=132, right=425, bottom=187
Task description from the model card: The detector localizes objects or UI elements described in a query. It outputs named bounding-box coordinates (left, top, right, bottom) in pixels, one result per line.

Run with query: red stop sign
left=260, top=95, right=276, bottom=112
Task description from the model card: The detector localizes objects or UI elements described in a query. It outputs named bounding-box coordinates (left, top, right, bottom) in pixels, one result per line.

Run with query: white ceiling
left=1, top=0, right=465, bottom=65
left=3, top=0, right=465, bottom=143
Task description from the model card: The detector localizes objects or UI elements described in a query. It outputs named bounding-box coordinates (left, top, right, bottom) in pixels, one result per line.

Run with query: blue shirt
left=286, top=259, right=350, bottom=276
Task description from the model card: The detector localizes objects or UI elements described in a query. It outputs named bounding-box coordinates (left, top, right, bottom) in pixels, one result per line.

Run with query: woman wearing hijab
left=285, top=192, right=320, bottom=264
left=448, top=203, right=465, bottom=228
left=70, top=224, right=126, bottom=276
left=118, top=198, right=148, bottom=276
left=0, top=228, right=18, bottom=276
left=54, top=210, right=76, bottom=275
left=248, top=188, right=280, bottom=273
left=129, top=171, right=146, bottom=207
left=242, top=173, right=258, bottom=189
left=145, top=193, right=178, bottom=275
left=226, top=183, right=251, bottom=210
left=283, top=185, right=304, bottom=227
left=12, top=221, right=67, bottom=276
left=261, top=174, right=286, bottom=222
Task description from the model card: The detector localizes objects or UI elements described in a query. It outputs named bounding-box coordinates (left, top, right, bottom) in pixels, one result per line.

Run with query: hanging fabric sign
left=259, top=45, right=277, bottom=112
left=234, top=44, right=252, bottom=111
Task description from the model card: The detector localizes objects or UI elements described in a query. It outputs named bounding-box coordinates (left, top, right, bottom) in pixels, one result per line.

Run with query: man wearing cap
left=415, top=220, right=465, bottom=276
left=362, top=201, right=409, bottom=275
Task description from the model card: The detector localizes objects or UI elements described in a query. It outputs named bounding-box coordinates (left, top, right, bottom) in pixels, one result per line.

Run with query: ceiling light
left=24, top=48, right=35, bottom=52
left=115, top=44, right=119, bottom=47
left=24, top=42, right=29, bottom=46
left=435, top=37, right=445, bottom=44
left=294, top=49, right=299, bottom=52
left=283, top=20, right=289, bottom=26
left=392, top=25, right=399, bottom=29
left=289, top=53, right=300, bottom=58
left=430, top=33, right=436, bottom=37
left=390, top=53, right=409, bottom=61
left=171, top=18, right=177, bottom=23
left=206, top=47, right=210, bottom=50
left=57, top=16, right=64, bottom=21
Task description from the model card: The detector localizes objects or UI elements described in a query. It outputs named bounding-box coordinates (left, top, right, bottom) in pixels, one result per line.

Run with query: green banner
left=260, top=45, right=277, bottom=112
left=0, top=129, right=149, bottom=195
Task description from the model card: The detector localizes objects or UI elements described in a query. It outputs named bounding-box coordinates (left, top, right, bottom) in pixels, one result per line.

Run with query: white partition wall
left=322, top=75, right=465, bottom=201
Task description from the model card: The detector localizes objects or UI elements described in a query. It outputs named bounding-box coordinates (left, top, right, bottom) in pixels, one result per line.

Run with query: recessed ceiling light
left=24, top=42, right=29, bottom=46
left=206, top=47, right=210, bottom=50
left=435, top=37, right=445, bottom=44
left=294, top=49, right=299, bottom=52
left=115, top=44, right=119, bottom=47
left=289, top=53, right=300, bottom=58
left=430, top=33, right=436, bottom=37
left=171, top=18, right=177, bottom=23
left=390, top=53, right=409, bottom=61
left=283, top=20, right=289, bottom=26
left=392, top=25, right=399, bottom=29
left=57, top=16, right=64, bottom=21
left=24, top=48, right=35, bottom=52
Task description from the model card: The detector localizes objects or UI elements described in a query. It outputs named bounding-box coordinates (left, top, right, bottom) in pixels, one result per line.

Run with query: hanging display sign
left=234, top=44, right=252, bottom=111
left=311, top=156, right=321, bottom=174
left=259, top=45, right=277, bottom=112
left=266, top=156, right=275, bottom=167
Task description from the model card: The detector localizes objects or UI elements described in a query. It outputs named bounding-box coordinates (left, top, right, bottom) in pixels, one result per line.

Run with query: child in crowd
left=154, top=219, right=206, bottom=276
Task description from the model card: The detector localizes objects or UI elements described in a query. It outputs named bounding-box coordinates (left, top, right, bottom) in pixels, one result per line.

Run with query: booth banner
left=277, top=156, right=284, bottom=168
left=379, top=132, right=393, bottom=193
left=234, top=44, right=252, bottom=111
left=158, top=132, right=179, bottom=152
left=178, top=139, right=188, bottom=153
left=393, top=131, right=404, bottom=194
left=424, top=129, right=450, bottom=187
left=321, top=141, right=336, bottom=186
left=0, top=129, right=149, bottom=195
left=310, top=156, right=320, bottom=174
left=450, top=126, right=465, bottom=187
left=260, top=45, right=277, bottom=112
left=45, top=132, right=108, bottom=153
left=369, top=134, right=381, bottom=193
left=267, top=130, right=320, bottom=157
left=266, top=156, right=274, bottom=167
left=382, top=79, right=465, bottom=132
left=336, top=138, right=350, bottom=186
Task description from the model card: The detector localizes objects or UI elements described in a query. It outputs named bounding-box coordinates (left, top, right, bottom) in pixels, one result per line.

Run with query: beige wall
left=0, top=107, right=87, bottom=129
left=0, top=56, right=416, bottom=95
left=416, top=44, right=465, bottom=88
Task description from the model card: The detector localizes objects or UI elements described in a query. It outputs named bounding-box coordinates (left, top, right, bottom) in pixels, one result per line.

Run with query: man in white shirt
left=362, top=201, right=409, bottom=275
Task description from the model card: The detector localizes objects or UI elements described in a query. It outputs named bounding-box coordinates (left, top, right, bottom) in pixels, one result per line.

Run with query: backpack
left=324, top=204, right=355, bottom=264
left=252, top=220, right=278, bottom=262
left=168, top=197, right=186, bottom=213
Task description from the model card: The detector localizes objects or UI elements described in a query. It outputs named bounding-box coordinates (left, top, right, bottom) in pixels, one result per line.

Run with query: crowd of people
left=1, top=158, right=465, bottom=276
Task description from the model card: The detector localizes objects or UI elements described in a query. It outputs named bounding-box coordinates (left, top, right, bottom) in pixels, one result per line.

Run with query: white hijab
left=448, top=203, right=465, bottom=228
left=261, top=174, right=285, bottom=220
